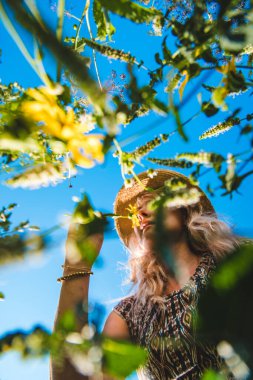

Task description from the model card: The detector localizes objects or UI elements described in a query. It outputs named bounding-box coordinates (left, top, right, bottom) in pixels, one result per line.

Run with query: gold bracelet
left=61, top=264, right=92, bottom=271
left=57, top=270, right=93, bottom=282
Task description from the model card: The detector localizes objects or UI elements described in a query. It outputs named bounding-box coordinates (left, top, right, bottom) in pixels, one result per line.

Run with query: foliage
left=0, top=309, right=148, bottom=378
left=0, top=203, right=48, bottom=264
left=195, top=242, right=253, bottom=374
left=0, top=0, right=253, bottom=378
left=1, top=1, right=253, bottom=198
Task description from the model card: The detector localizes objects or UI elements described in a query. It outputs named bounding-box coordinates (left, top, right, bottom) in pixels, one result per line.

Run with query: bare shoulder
left=102, top=296, right=135, bottom=341
left=102, top=309, right=130, bottom=341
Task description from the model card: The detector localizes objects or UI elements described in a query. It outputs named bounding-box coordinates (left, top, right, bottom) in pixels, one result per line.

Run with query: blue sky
left=0, top=1, right=253, bottom=379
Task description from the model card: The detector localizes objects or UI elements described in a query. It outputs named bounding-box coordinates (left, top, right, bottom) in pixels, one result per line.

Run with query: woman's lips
left=143, top=223, right=154, bottom=231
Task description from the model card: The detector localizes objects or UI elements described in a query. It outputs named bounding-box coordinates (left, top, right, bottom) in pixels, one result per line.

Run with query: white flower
left=78, top=113, right=96, bottom=132
left=147, top=169, right=158, bottom=178
left=72, top=196, right=80, bottom=203
left=124, top=177, right=135, bottom=188
left=66, top=332, right=83, bottom=344
left=81, top=324, right=95, bottom=340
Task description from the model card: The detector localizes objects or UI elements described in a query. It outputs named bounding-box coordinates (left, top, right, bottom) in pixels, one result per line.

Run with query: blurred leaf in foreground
left=195, top=241, right=253, bottom=370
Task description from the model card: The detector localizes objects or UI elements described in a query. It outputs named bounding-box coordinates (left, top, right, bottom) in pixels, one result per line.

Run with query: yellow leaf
left=215, top=56, right=236, bottom=74
left=179, top=70, right=189, bottom=101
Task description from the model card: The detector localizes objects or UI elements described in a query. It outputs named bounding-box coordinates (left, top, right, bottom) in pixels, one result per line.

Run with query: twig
left=74, top=0, right=89, bottom=50
left=0, top=3, right=48, bottom=86
left=56, top=0, right=65, bottom=82
left=84, top=0, right=103, bottom=90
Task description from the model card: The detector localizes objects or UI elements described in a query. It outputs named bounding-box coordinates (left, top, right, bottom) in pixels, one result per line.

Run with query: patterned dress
left=112, top=252, right=235, bottom=379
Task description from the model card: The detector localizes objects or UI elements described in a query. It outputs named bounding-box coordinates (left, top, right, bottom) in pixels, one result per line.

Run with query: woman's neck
left=163, top=239, right=202, bottom=291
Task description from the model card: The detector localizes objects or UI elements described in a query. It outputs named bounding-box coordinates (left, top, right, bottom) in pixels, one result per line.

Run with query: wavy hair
left=119, top=202, right=241, bottom=316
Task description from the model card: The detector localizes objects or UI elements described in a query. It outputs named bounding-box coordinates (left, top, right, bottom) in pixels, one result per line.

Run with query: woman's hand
left=65, top=221, right=104, bottom=269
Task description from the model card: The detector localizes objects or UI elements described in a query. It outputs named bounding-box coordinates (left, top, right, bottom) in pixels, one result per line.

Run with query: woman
left=51, top=169, right=239, bottom=380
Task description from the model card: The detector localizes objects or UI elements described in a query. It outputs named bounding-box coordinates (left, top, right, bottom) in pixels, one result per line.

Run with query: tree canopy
left=0, top=1, right=253, bottom=379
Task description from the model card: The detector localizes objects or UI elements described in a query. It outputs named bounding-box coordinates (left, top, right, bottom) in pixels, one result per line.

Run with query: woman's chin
left=141, top=234, right=156, bottom=251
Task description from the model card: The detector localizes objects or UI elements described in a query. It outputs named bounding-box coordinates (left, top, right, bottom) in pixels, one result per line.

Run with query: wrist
left=63, top=261, right=93, bottom=270
left=60, top=263, right=94, bottom=279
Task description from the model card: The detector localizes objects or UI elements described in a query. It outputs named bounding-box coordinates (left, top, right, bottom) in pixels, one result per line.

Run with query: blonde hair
left=119, top=203, right=241, bottom=316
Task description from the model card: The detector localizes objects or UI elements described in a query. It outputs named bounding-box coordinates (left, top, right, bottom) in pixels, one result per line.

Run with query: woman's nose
left=137, top=209, right=153, bottom=227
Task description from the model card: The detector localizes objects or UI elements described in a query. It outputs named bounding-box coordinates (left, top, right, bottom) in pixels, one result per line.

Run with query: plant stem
left=201, top=64, right=253, bottom=71
left=33, top=38, right=52, bottom=88
left=56, top=0, right=65, bottom=82
left=84, top=0, right=103, bottom=90
left=112, top=138, right=126, bottom=181
left=74, top=0, right=89, bottom=50
left=0, top=2, right=48, bottom=86
left=237, top=154, right=253, bottom=174
left=24, top=0, right=43, bottom=25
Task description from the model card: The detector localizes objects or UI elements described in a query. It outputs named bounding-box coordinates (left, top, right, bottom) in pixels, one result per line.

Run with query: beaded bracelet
left=61, top=264, right=92, bottom=271
left=57, top=270, right=93, bottom=283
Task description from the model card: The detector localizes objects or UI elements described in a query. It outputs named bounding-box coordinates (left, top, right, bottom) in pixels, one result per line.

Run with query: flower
left=126, top=203, right=140, bottom=228
left=78, top=113, right=96, bottom=132
left=68, top=135, right=104, bottom=168
left=21, top=85, right=105, bottom=168
left=124, top=177, right=135, bottom=188
left=147, top=168, right=158, bottom=178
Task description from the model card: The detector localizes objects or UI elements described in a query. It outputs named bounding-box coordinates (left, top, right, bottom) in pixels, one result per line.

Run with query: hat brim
left=113, top=169, right=215, bottom=248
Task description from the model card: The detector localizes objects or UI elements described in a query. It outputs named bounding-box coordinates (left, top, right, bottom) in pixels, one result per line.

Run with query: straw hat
left=113, top=169, right=215, bottom=248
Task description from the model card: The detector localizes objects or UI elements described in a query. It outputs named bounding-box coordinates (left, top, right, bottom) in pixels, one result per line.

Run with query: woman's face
left=128, top=191, right=186, bottom=252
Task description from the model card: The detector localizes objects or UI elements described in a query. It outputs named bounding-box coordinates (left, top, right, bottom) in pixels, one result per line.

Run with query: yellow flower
left=22, top=87, right=92, bottom=140
left=21, top=86, right=105, bottom=168
left=67, top=134, right=104, bottom=168
left=126, top=203, right=140, bottom=228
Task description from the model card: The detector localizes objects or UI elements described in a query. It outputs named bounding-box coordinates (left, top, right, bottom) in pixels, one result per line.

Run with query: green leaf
left=211, top=242, right=253, bottom=291
left=155, top=52, right=163, bottom=65
left=130, top=133, right=170, bottom=161
left=97, top=0, right=163, bottom=24
left=211, top=87, right=228, bottom=111
left=201, top=47, right=218, bottom=64
left=202, top=83, right=215, bottom=93
left=201, top=101, right=219, bottom=117
left=169, top=94, right=188, bottom=141
left=0, top=292, right=5, bottom=300
left=7, top=203, right=18, bottom=211
left=161, top=35, right=172, bottom=62
left=227, top=70, right=247, bottom=94
left=54, top=310, right=77, bottom=333
left=195, top=242, right=253, bottom=361
left=77, top=38, right=135, bottom=63
left=240, top=124, right=253, bottom=135
left=102, top=336, right=148, bottom=378
left=149, top=97, right=168, bottom=115
left=0, top=325, right=51, bottom=358
left=176, top=152, right=224, bottom=172
left=6, top=1, right=107, bottom=111
left=72, top=194, right=97, bottom=225
left=93, top=0, right=116, bottom=41
left=164, top=71, right=181, bottom=93
left=201, top=369, right=226, bottom=380
left=188, top=63, right=201, bottom=79
left=199, top=118, right=241, bottom=140
left=148, top=157, right=193, bottom=169
left=28, top=225, right=40, bottom=231
left=4, top=163, right=72, bottom=190
left=219, top=168, right=253, bottom=197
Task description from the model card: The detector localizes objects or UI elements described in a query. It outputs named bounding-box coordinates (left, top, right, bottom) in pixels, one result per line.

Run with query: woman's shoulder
left=112, top=294, right=136, bottom=321
left=113, top=294, right=136, bottom=309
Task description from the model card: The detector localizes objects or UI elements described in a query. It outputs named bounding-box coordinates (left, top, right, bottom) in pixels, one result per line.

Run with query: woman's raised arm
left=50, top=223, right=104, bottom=380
